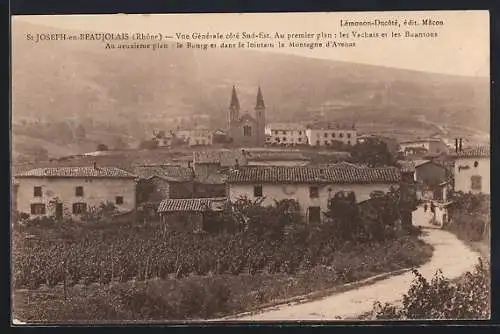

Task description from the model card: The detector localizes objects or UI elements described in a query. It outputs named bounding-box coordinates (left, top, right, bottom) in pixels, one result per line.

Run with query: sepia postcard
left=11, top=10, right=490, bottom=324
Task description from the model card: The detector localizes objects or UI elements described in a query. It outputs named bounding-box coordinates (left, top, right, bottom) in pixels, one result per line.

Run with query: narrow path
left=222, top=206, right=480, bottom=321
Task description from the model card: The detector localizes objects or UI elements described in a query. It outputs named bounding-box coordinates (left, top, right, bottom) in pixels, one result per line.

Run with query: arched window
left=474, top=161, right=479, bottom=168
left=243, top=125, right=252, bottom=137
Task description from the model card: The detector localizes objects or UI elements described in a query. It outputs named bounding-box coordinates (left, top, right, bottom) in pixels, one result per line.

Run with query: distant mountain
left=12, top=21, right=489, bottom=160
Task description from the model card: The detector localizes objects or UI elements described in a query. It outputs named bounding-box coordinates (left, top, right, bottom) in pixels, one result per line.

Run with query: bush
left=373, top=259, right=490, bottom=319
left=445, top=192, right=490, bottom=243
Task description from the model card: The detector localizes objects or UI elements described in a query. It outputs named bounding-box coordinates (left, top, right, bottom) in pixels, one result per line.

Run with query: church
left=226, top=86, right=266, bottom=147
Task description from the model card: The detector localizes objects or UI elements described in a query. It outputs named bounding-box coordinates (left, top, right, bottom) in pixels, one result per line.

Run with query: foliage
left=138, top=139, right=159, bottom=150
left=14, top=236, right=433, bottom=322
left=96, top=143, right=109, bottom=151
left=445, top=192, right=490, bottom=242
left=80, top=202, right=119, bottom=222
left=349, top=138, right=396, bottom=167
left=12, top=195, right=428, bottom=290
left=373, top=259, right=490, bottom=319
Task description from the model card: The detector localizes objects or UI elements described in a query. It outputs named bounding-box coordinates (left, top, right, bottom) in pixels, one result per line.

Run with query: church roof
left=229, top=85, right=240, bottom=110
left=256, top=86, right=265, bottom=109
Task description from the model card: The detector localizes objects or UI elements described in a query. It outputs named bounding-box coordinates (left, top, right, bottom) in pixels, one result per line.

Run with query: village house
left=398, top=138, right=449, bottom=157
left=305, top=123, right=358, bottom=147
left=134, top=164, right=195, bottom=204
left=14, top=164, right=137, bottom=220
left=135, top=150, right=248, bottom=214
left=357, top=134, right=400, bottom=157
left=265, top=123, right=308, bottom=146
left=226, top=165, right=400, bottom=223
left=452, top=145, right=490, bottom=195
left=157, top=197, right=228, bottom=232
left=398, top=159, right=448, bottom=200
left=174, top=128, right=214, bottom=147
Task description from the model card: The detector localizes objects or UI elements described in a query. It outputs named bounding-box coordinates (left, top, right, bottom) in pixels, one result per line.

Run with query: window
left=282, top=130, right=287, bottom=135
left=347, top=133, right=352, bottom=138
left=30, top=203, right=46, bottom=215
left=72, top=202, right=87, bottom=214
left=308, top=207, right=321, bottom=223
left=471, top=175, right=482, bottom=191
left=474, top=161, right=479, bottom=168
left=339, top=133, right=344, bottom=138
left=309, top=186, right=319, bottom=198
left=347, top=140, right=351, bottom=145
left=115, top=196, right=124, bottom=205
left=324, top=133, right=328, bottom=138
left=316, top=140, right=320, bottom=145
left=282, top=137, right=287, bottom=141
left=75, top=186, right=84, bottom=197
left=253, top=185, right=263, bottom=197
left=33, top=186, right=42, bottom=197
left=298, top=131, right=302, bottom=135
left=331, top=133, right=336, bottom=138
left=298, top=138, right=302, bottom=142
left=243, top=125, right=252, bottom=137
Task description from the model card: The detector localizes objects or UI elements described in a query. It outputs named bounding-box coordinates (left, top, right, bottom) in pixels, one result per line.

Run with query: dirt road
left=223, top=207, right=480, bottom=321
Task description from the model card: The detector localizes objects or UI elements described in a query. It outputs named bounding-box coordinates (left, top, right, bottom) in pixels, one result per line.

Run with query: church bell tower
left=255, top=86, right=266, bottom=146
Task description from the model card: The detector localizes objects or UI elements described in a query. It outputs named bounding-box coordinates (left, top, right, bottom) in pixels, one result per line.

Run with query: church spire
left=255, top=86, right=265, bottom=109
left=230, top=85, right=240, bottom=110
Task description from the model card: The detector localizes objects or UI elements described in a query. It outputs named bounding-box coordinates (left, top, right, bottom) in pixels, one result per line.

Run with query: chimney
left=459, top=138, right=463, bottom=152
left=455, top=138, right=458, bottom=153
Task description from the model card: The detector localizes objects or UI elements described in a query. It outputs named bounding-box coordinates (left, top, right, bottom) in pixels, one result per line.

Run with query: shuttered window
left=471, top=175, right=482, bottom=191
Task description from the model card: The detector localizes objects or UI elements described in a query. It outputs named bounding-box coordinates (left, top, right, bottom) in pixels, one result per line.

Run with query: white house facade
left=398, top=138, right=449, bottom=156
left=175, top=129, right=213, bottom=146
left=305, top=124, right=358, bottom=147
left=226, top=165, right=400, bottom=222
left=14, top=166, right=137, bottom=220
left=265, top=123, right=308, bottom=146
left=453, top=146, right=490, bottom=195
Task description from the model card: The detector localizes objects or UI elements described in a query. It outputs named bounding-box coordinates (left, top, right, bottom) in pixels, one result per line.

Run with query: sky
left=13, top=11, right=490, bottom=77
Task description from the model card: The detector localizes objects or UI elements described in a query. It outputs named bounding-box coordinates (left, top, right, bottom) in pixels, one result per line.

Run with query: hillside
left=11, top=21, right=489, bottom=161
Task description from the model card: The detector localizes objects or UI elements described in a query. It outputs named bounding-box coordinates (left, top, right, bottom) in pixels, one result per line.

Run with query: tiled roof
left=455, top=145, right=490, bottom=158
left=193, top=149, right=247, bottom=166
left=226, top=166, right=400, bottom=184
left=246, top=151, right=309, bottom=161
left=400, top=138, right=443, bottom=144
left=157, top=197, right=227, bottom=213
left=134, top=165, right=194, bottom=182
left=306, top=122, right=355, bottom=131
left=398, top=160, right=436, bottom=172
left=266, top=123, right=306, bottom=131
left=194, top=171, right=227, bottom=185
left=15, top=166, right=137, bottom=178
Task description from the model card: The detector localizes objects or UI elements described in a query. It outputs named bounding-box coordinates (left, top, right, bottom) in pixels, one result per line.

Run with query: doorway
left=55, top=203, right=63, bottom=220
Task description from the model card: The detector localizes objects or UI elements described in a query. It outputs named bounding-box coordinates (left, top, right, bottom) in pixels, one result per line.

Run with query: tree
left=324, top=191, right=362, bottom=241
left=138, top=139, right=159, bottom=150
left=349, top=138, right=396, bottom=167
left=96, top=143, right=109, bottom=151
